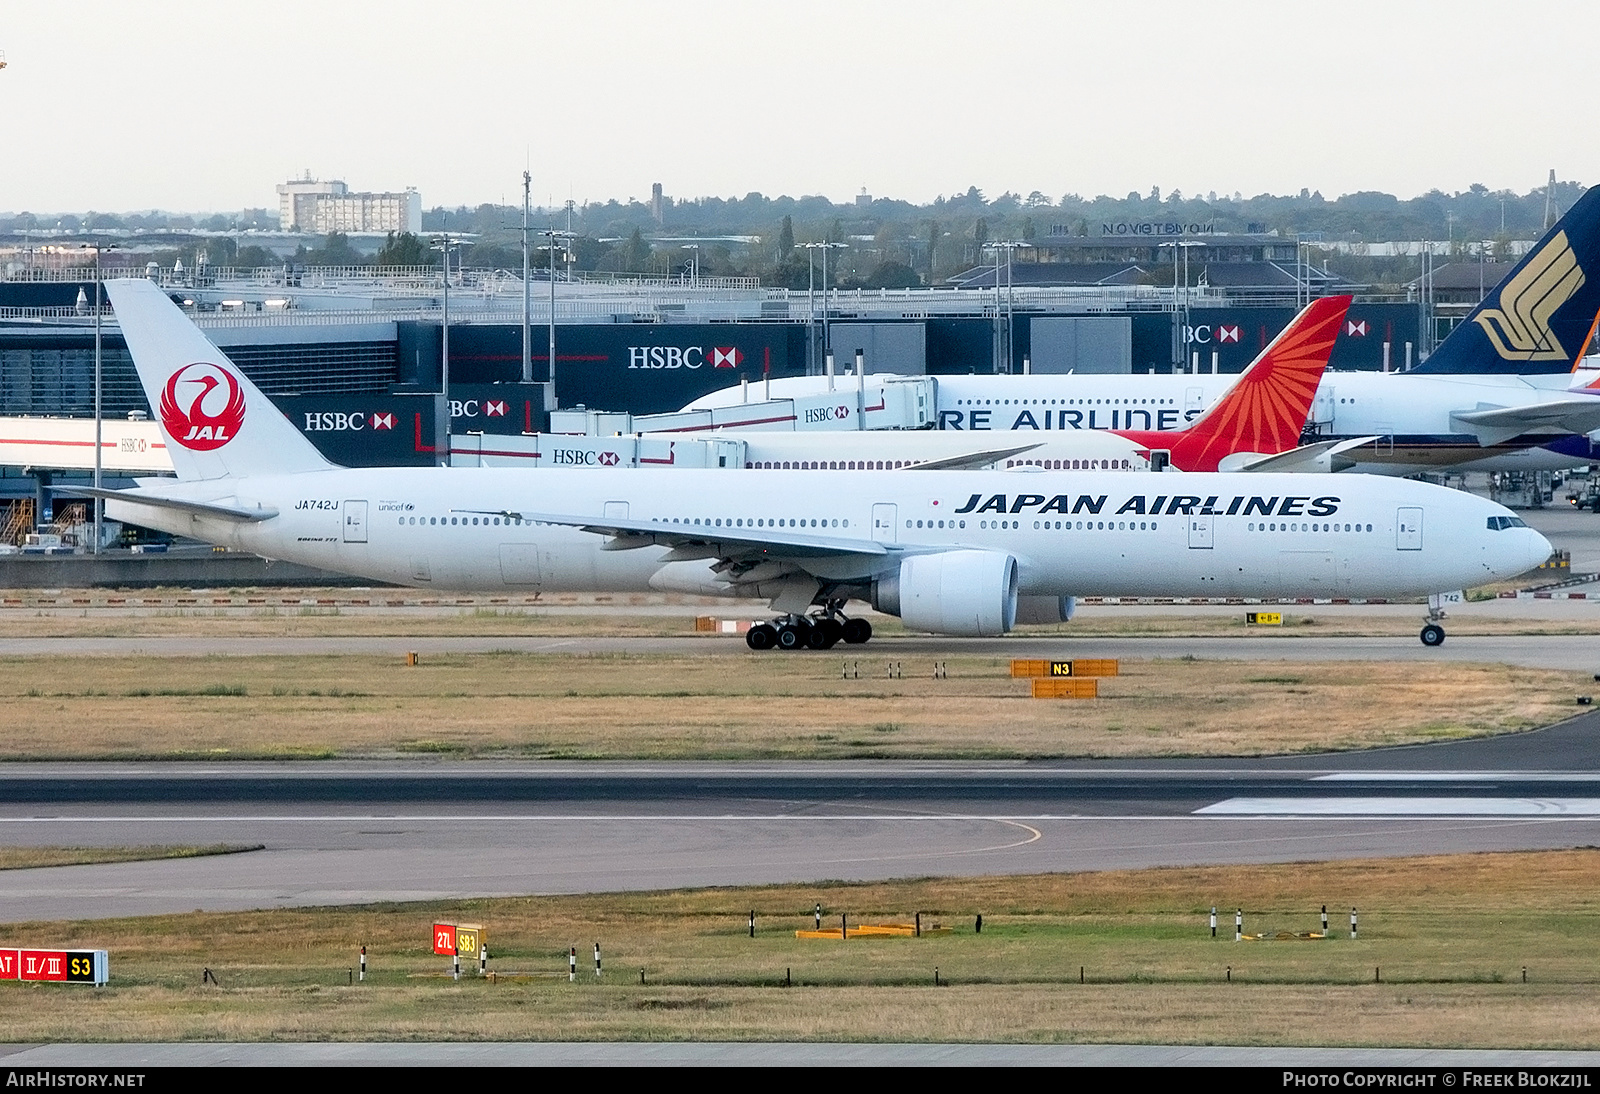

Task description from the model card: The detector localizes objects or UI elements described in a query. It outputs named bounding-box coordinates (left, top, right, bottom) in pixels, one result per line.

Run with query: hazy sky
left=1, top=0, right=1594, bottom=214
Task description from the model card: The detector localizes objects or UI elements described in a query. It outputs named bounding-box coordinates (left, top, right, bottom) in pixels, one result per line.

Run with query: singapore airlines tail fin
left=1412, top=185, right=1600, bottom=375
left=106, top=278, right=335, bottom=482
left=1126, top=294, right=1349, bottom=472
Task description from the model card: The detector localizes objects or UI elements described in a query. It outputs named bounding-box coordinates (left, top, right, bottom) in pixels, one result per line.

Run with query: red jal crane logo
left=160, top=363, right=246, bottom=450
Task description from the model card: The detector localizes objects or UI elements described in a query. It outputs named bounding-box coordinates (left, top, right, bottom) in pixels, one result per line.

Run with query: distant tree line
left=0, top=177, right=1585, bottom=292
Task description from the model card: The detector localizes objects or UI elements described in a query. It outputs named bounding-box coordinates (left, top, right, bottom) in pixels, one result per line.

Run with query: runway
left=3, top=631, right=1600, bottom=669
left=5, top=712, right=1600, bottom=922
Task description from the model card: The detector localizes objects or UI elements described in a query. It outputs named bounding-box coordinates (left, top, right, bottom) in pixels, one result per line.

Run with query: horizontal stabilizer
left=59, top=486, right=279, bottom=523
left=1223, top=436, right=1380, bottom=474
left=1451, top=398, right=1600, bottom=446
left=900, top=443, right=1042, bottom=471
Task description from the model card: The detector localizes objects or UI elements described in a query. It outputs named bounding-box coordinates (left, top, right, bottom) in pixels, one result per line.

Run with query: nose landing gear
left=1419, top=591, right=1451, bottom=647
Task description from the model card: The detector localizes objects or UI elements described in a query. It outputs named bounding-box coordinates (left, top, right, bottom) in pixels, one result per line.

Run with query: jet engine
left=873, top=549, right=1018, bottom=636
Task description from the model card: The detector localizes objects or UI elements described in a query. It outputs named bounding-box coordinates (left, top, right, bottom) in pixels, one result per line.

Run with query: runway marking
left=0, top=813, right=1126, bottom=824
left=6, top=812, right=1600, bottom=824
left=1196, top=797, right=1600, bottom=816
left=1313, top=772, right=1600, bottom=781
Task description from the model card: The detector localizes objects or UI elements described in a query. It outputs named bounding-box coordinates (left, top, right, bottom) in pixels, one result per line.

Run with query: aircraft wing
left=1450, top=399, right=1600, bottom=446
left=899, top=443, right=1042, bottom=471
left=457, top=507, right=889, bottom=560
left=1224, top=436, right=1380, bottom=474
left=58, top=486, right=280, bottom=523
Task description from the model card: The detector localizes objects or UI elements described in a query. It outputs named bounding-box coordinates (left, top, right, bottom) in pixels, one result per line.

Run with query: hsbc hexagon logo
left=161, top=362, right=246, bottom=450
left=1217, top=325, right=1241, bottom=344
left=485, top=400, right=507, bottom=417
left=1346, top=319, right=1368, bottom=337
left=710, top=347, right=743, bottom=368
left=598, top=451, right=620, bottom=466
left=371, top=412, right=395, bottom=430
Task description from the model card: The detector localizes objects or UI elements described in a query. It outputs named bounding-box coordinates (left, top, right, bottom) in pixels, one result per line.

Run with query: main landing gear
left=745, top=612, right=872, bottom=651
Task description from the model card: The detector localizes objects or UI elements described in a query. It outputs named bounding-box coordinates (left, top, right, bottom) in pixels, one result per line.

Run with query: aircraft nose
left=1524, top=528, right=1555, bottom=574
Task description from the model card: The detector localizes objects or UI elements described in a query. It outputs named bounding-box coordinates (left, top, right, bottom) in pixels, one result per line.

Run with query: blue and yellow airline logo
left=1473, top=231, right=1586, bottom=362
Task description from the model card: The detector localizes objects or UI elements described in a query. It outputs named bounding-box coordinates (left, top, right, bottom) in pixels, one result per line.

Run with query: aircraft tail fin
left=106, top=278, right=335, bottom=481
left=1162, top=294, right=1349, bottom=471
left=1412, top=186, right=1600, bottom=374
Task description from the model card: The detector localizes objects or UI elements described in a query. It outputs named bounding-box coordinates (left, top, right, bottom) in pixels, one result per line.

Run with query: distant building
left=948, top=225, right=1353, bottom=299
left=1408, top=260, right=1511, bottom=305
left=651, top=183, right=664, bottom=226
left=276, top=177, right=422, bottom=235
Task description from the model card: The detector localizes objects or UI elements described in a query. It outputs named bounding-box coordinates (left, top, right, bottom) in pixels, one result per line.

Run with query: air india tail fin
left=1121, top=294, right=1349, bottom=472
left=105, top=278, right=334, bottom=482
left=1412, top=185, right=1600, bottom=375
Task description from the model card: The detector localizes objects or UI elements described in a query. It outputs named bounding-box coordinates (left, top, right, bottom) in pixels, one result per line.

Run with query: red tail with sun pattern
left=1117, top=294, right=1350, bottom=472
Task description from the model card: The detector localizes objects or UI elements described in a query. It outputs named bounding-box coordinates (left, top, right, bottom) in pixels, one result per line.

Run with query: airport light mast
left=802, top=241, right=847, bottom=366
left=430, top=233, right=463, bottom=466
left=79, top=240, right=116, bottom=553
left=521, top=172, right=532, bottom=385
left=979, top=239, right=1030, bottom=374
left=1158, top=239, right=1203, bottom=372
left=542, top=227, right=575, bottom=412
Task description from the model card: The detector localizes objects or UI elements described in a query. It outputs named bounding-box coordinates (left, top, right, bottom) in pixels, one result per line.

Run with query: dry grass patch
left=4, top=851, right=1600, bottom=1046
left=0, top=652, right=1579, bottom=760
left=0, top=845, right=262, bottom=871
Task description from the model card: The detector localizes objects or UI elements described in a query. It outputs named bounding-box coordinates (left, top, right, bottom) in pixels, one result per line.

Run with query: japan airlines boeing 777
left=85, top=278, right=1551, bottom=648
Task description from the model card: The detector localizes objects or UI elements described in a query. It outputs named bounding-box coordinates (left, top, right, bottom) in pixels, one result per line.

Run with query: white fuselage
left=108, top=466, right=1550, bottom=605
left=686, top=372, right=1592, bottom=474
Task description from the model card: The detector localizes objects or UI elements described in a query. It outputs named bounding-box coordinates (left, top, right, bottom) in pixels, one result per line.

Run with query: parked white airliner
left=87, top=278, right=1551, bottom=648
left=686, top=187, right=1600, bottom=475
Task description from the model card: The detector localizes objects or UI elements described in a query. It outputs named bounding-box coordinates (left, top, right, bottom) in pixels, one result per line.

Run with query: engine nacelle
left=1015, top=595, right=1075, bottom=625
left=873, top=550, right=1018, bottom=636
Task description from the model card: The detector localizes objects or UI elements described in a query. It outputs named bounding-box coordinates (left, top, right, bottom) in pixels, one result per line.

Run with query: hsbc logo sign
left=804, top=405, right=852, bottom=424
left=303, top=411, right=395, bottom=432
left=1185, top=324, right=1241, bottom=345
left=1346, top=319, right=1368, bottom=337
left=450, top=400, right=505, bottom=418
left=627, top=346, right=744, bottom=370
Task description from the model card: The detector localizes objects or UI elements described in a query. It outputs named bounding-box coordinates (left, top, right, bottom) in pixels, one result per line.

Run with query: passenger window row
left=1248, top=522, right=1372, bottom=532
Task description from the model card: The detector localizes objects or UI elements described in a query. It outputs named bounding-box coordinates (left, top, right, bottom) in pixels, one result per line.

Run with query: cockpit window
left=1487, top=516, right=1528, bottom=530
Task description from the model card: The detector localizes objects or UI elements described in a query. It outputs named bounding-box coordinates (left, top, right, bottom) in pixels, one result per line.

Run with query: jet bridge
left=549, top=376, right=935, bottom=436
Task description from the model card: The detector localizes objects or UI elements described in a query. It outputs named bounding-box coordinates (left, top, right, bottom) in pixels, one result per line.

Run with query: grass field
left=4, top=850, right=1598, bottom=1046
left=0, top=652, right=1581, bottom=760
